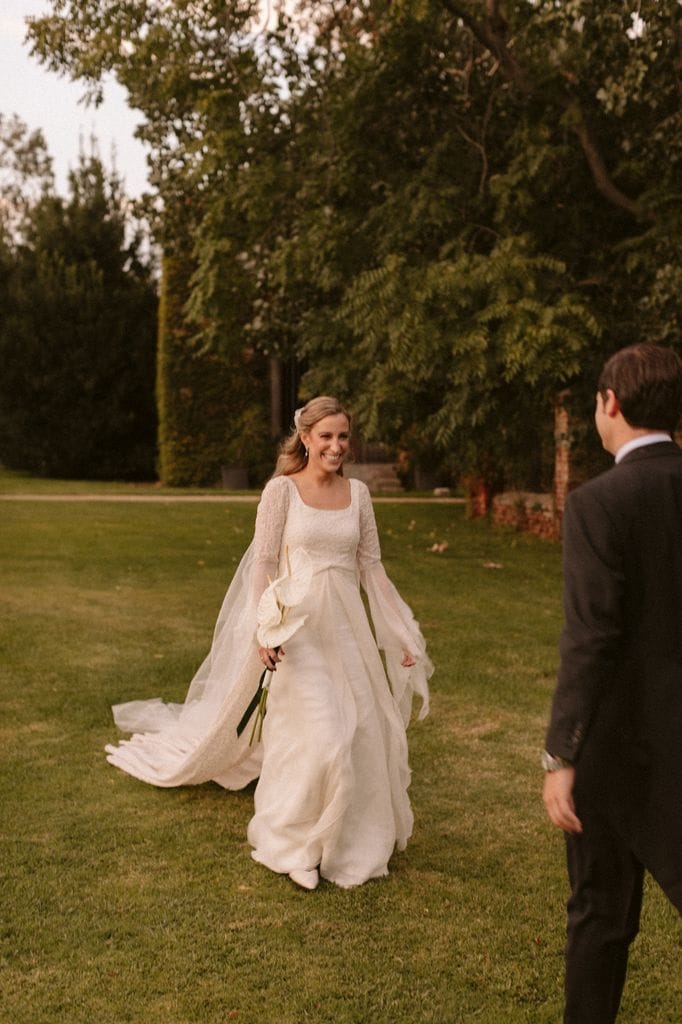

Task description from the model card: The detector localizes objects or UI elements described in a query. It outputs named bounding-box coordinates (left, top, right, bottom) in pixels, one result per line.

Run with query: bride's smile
left=302, top=414, right=350, bottom=475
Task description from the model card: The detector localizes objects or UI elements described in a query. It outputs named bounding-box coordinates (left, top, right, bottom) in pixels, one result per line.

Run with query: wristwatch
left=541, top=750, right=573, bottom=772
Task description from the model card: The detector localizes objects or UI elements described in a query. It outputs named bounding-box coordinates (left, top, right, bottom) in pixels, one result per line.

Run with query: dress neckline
left=285, top=474, right=354, bottom=512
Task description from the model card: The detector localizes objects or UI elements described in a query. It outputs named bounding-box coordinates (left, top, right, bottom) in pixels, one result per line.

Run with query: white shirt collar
left=615, top=433, right=671, bottom=464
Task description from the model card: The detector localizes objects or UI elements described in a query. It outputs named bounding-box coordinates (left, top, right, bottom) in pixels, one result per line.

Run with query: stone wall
left=491, top=491, right=558, bottom=541
left=345, top=462, right=403, bottom=493
left=469, top=392, right=573, bottom=540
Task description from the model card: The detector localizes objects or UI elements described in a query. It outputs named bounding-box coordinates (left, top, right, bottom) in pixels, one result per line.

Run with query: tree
left=29, top=1, right=282, bottom=478
left=27, top=2, right=682, bottom=489
left=0, top=146, right=158, bottom=479
left=156, top=249, right=271, bottom=487
left=286, top=1, right=680, bottom=483
left=0, top=113, right=54, bottom=243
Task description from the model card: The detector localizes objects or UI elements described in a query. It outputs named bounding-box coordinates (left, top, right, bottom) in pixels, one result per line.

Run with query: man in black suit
left=543, top=343, right=682, bottom=1024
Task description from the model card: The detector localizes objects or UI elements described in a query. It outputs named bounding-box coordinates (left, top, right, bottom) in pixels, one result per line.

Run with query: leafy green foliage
left=318, top=237, right=599, bottom=477
left=156, top=253, right=270, bottom=487
left=0, top=149, right=157, bottom=479
left=26, top=1, right=682, bottom=488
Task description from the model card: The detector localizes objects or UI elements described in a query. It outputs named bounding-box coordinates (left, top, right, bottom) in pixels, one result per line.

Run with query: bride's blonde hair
left=273, top=396, right=352, bottom=477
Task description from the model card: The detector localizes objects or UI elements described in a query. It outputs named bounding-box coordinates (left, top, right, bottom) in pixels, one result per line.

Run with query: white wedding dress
left=106, top=475, right=431, bottom=888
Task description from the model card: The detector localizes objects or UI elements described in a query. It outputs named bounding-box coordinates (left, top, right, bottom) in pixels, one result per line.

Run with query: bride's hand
left=401, top=652, right=416, bottom=668
left=259, top=646, right=284, bottom=671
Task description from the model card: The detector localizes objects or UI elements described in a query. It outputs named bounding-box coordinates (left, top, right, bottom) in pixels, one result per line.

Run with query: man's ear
left=603, top=388, right=621, bottom=418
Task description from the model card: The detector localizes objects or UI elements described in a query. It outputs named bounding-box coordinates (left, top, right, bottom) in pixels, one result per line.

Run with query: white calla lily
left=277, top=546, right=313, bottom=606
left=257, top=612, right=308, bottom=650
left=256, top=546, right=313, bottom=649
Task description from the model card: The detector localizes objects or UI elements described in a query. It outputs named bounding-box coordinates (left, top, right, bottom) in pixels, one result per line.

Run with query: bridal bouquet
left=237, top=546, right=313, bottom=744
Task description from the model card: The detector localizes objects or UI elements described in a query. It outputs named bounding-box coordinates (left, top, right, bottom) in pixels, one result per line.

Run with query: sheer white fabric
left=106, top=475, right=432, bottom=887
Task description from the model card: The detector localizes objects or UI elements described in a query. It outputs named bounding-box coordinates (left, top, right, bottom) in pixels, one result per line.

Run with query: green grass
left=0, top=466, right=456, bottom=500
left=0, top=465, right=251, bottom=497
left=1, top=499, right=679, bottom=1024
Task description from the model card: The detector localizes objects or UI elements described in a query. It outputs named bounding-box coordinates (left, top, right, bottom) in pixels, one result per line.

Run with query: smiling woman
left=272, top=396, right=352, bottom=506
left=106, top=395, right=432, bottom=892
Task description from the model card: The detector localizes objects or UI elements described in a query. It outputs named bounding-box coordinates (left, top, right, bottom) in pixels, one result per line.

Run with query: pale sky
left=1, top=0, right=149, bottom=197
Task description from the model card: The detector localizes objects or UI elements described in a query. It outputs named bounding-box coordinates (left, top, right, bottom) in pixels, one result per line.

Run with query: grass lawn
left=0, top=466, right=242, bottom=497
left=1, top=497, right=679, bottom=1023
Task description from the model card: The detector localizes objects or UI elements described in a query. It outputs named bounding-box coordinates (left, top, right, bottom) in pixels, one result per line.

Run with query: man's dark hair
left=598, top=343, right=682, bottom=432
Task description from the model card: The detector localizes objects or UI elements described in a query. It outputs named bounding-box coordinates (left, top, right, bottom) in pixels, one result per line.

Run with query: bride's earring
left=305, top=447, right=309, bottom=459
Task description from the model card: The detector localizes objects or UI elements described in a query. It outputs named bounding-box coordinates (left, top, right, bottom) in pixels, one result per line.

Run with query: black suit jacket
left=546, top=441, right=682, bottom=896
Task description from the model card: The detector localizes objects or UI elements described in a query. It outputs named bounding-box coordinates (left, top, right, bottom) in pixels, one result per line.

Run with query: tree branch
left=440, top=0, right=651, bottom=220
left=456, top=87, right=495, bottom=194
left=570, top=113, right=649, bottom=221
left=456, top=124, right=487, bottom=192
left=441, top=0, right=532, bottom=94
left=485, top=0, right=508, bottom=40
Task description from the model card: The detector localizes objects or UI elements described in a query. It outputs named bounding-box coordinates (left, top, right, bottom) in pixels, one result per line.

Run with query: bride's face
left=303, top=414, right=350, bottom=474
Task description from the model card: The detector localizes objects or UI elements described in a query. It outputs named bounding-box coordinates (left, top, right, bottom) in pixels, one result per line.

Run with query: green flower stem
left=237, top=645, right=280, bottom=743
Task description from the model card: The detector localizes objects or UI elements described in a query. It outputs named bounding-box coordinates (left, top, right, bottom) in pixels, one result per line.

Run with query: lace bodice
left=251, top=475, right=381, bottom=596
left=252, top=475, right=380, bottom=586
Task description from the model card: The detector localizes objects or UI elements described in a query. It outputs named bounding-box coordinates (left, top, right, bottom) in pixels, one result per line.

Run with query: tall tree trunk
left=269, top=353, right=283, bottom=439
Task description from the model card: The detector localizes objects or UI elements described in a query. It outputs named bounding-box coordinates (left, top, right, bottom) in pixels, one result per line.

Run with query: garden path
left=0, top=493, right=464, bottom=504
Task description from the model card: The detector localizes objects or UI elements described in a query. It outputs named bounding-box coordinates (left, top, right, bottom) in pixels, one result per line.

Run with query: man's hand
left=543, top=767, right=583, bottom=834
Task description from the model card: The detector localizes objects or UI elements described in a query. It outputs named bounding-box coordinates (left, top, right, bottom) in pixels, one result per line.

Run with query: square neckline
left=285, top=474, right=354, bottom=512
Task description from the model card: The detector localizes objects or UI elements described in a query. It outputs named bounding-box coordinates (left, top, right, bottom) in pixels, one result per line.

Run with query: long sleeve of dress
left=248, top=475, right=290, bottom=628
left=356, top=482, right=432, bottom=724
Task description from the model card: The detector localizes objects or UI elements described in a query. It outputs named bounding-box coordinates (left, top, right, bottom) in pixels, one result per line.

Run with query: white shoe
left=288, top=868, right=319, bottom=890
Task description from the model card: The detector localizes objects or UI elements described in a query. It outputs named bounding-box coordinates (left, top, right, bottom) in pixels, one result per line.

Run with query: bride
left=106, top=396, right=432, bottom=890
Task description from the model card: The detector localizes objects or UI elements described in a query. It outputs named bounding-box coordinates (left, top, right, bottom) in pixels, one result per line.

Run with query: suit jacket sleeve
left=545, top=484, right=626, bottom=762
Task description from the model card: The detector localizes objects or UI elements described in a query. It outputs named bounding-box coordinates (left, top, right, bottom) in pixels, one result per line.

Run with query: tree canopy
left=0, top=120, right=158, bottom=479
left=27, top=1, right=682, bottom=487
